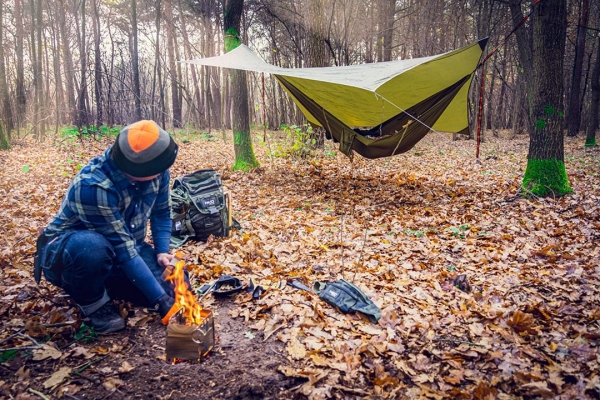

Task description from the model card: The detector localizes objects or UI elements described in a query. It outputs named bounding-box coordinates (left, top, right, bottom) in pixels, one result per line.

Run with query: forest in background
left=0, top=0, right=599, bottom=143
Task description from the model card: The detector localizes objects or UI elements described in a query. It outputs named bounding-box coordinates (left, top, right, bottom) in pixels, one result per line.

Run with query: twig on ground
left=352, top=228, right=369, bottom=283
left=0, top=345, right=41, bottom=352
left=434, top=338, right=487, bottom=348
left=0, top=332, right=44, bottom=352
left=338, top=214, right=345, bottom=279
left=42, top=321, right=76, bottom=328
left=74, top=354, right=109, bottom=373
left=73, top=371, right=101, bottom=385
left=27, top=388, right=51, bottom=400
left=22, top=333, right=41, bottom=347
left=0, top=329, right=25, bottom=346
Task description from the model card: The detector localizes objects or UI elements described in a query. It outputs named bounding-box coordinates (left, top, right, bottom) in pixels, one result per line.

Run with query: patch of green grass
left=74, top=323, right=98, bottom=343
left=0, top=349, right=18, bottom=362
left=445, top=224, right=470, bottom=239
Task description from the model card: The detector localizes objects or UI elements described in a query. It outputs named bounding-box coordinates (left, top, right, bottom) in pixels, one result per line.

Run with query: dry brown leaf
left=472, top=380, right=497, bottom=400
left=32, top=343, right=62, bottom=361
left=43, top=367, right=71, bottom=389
left=118, top=361, right=135, bottom=374
left=507, top=310, right=535, bottom=334
left=286, top=338, right=307, bottom=360
left=520, top=381, right=554, bottom=397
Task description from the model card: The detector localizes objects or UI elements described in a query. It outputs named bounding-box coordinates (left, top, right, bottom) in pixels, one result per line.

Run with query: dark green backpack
left=170, top=169, right=233, bottom=248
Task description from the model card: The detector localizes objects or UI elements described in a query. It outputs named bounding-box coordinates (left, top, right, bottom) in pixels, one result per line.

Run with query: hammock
left=183, top=39, right=488, bottom=159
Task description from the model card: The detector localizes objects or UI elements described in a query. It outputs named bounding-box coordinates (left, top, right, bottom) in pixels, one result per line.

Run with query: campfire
left=165, top=257, right=214, bottom=361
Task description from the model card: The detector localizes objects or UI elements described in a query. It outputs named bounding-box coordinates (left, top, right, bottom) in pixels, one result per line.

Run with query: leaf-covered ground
left=1, top=131, right=599, bottom=399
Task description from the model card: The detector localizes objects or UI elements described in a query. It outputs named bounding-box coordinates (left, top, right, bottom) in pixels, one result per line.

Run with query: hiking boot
left=87, top=302, right=126, bottom=334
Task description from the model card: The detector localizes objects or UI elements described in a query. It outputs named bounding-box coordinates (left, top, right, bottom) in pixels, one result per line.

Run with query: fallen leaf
left=43, top=367, right=71, bottom=389
left=118, top=361, right=134, bottom=374
left=32, top=344, right=62, bottom=361
left=520, top=381, right=554, bottom=397
left=507, top=310, right=535, bottom=334
left=287, top=338, right=307, bottom=360
left=102, top=377, right=124, bottom=390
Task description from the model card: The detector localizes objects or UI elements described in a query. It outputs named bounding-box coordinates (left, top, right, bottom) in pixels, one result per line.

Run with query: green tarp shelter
left=183, top=39, right=488, bottom=159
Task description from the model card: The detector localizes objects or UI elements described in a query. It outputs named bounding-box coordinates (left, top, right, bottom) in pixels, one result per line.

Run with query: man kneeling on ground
left=35, top=120, right=182, bottom=333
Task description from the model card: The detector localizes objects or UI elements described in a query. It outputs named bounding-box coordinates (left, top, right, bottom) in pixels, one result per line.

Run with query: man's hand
left=157, top=253, right=173, bottom=268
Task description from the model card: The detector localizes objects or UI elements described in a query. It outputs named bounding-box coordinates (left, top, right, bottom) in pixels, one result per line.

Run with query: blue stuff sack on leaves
left=314, top=279, right=381, bottom=323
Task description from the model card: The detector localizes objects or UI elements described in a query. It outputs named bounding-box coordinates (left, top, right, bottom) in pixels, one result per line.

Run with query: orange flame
left=166, top=259, right=203, bottom=325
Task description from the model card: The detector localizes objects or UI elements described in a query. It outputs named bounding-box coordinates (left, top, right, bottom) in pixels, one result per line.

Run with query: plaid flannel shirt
left=45, top=147, right=171, bottom=263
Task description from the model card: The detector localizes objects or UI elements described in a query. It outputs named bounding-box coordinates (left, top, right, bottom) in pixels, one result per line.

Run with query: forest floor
left=0, top=129, right=599, bottom=400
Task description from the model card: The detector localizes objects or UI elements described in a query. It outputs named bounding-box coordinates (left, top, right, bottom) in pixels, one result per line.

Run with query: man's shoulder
left=73, top=153, right=119, bottom=190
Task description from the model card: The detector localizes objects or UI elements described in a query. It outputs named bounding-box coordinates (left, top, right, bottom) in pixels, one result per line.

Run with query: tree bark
left=508, top=0, right=534, bottom=135
left=77, top=0, right=88, bottom=129
left=380, top=0, right=395, bottom=62
left=178, top=0, right=202, bottom=128
left=151, top=0, right=162, bottom=122
left=165, top=0, right=182, bottom=128
left=29, top=0, right=39, bottom=139
left=224, top=0, right=258, bottom=171
left=15, top=0, right=26, bottom=130
left=92, top=0, right=103, bottom=128
left=0, top=118, right=9, bottom=150
left=132, top=0, right=142, bottom=121
left=585, top=36, right=600, bottom=147
left=0, top=2, right=14, bottom=135
left=522, top=0, right=571, bottom=197
left=36, top=0, right=45, bottom=138
left=57, top=0, right=77, bottom=125
left=567, top=0, right=589, bottom=137
left=304, top=0, right=327, bottom=149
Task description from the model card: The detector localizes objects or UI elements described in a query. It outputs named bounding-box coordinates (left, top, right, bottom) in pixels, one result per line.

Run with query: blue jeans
left=42, top=231, right=178, bottom=311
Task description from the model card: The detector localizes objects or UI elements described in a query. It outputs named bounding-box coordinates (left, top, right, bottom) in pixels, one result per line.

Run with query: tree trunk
left=304, top=0, right=327, bottom=149
left=165, top=0, right=182, bottom=128
left=0, top=118, right=9, bottom=150
left=585, top=35, right=600, bottom=147
left=15, top=0, right=26, bottom=130
left=508, top=0, right=534, bottom=135
left=47, top=7, right=65, bottom=128
left=76, top=0, right=88, bottom=129
left=92, top=0, right=103, bottom=128
left=179, top=0, right=202, bottom=128
left=30, top=0, right=39, bottom=139
left=131, top=0, right=142, bottom=121
left=57, top=0, right=77, bottom=125
left=522, top=0, right=572, bottom=197
left=567, top=0, right=589, bottom=137
left=151, top=0, right=162, bottom=122
left=380, top=0, right=395, bottom=62
left=0, top=2, right=14, bottom=135
left=36, top=0, right=45, bottom=137
left=224, top=0, right=258, bottom=171
left=106, top=21, right=116, bottom=127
